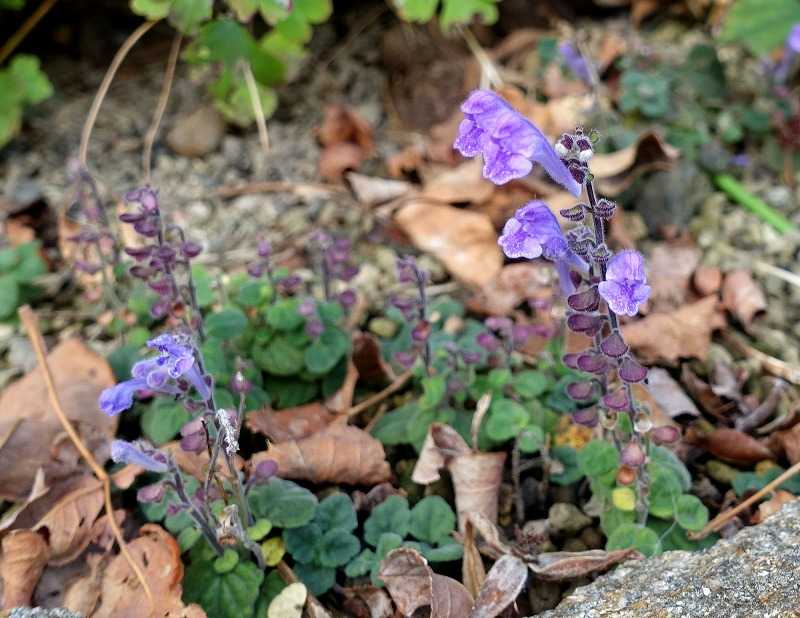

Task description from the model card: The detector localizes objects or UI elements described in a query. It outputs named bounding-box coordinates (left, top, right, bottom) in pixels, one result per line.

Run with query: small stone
left=548, top=503, right=592, bottom=535
left=693, top=265, right=722, bottom=296
left=167, top=105, right=225, bottom=157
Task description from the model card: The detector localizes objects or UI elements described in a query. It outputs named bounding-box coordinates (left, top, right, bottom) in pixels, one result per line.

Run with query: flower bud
left=394, top=350, right=417, bottom=368
left=181, top=241, right=202, bottom=258
left=305, top=319, right=324, bottom=338
left=411, top=320, right=431, bottom=343
left=620, top=441, right=646, bottom=467
left=254, top=458, right=279, bottom=481
left=257, top=239, right=272, bottom=258
left=230, top=371, right=252, bottom=395
left=650, top=425, right=681, bottom=445
left=137, top=483, right=166, bottom=504
left=338, top=289, right=357, bottom=309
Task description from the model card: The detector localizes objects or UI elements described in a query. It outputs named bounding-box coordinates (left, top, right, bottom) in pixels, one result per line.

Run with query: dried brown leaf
left=346, top=173, right=411, bottom=206
left=752, top=490, right=796, bottom=524
left=1, top=529, right=50, bottom=608
left=91, top=524, right=206, bottom=618
left=0, top=467, right=49, bottom=532
left=468, top=512, right=514, bottom=559
left=379, top=548, right=433, bottom=617
left=0, top=339, right=117, bottom=501
left=721, top=269, right=767, bottom=328
left=412, top=423, right=470, bottom=485
left=647, top=243, right=702, bottom=311
left=467, top=263, right=553, bottom=316
left=469, top=555, right=527, bottom=618
left=420, top=159, right=494, bottom=205
left=251, top=418, right=391, bottom=485
left=352, top=333, right=393, bottom=385
left=319, top=142, right=367, bottom=181
left=642, top=368, right=699, bottom=419
left=63, top=553, right=104, bottom=616
left=695, top=427, right=774, bottom=464
left=431, top=573, right=473, bottom=617
left=462, top=520, right=486, bottom=600
left=529, top=548, right=642, bottom=582
left=395, top=201, right=502, bottom=288
left=449, top=451, right=506, bottom=532
left=341, top=585, right=394, bottom=618
left=317, top=105, right=373, bottom=152
left=776, top=423, right=800, bottom=464
left=246, top=403, right=336, bottom=443
left=325, top=360, right=359, bottom=413
left=589, top=131, right=679, bottom=197
left=693, top=265, right=723, bottom=297
left=622, top=296, right=723, bottom=364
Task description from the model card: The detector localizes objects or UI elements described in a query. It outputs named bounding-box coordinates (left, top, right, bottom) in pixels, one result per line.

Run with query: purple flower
left=111, top=439, right=168, bottom=472
left=454, top=90, right=582, bottom=196
left=776, top=23, right=800, bottom=82
left=498, top=201, right=588, bottom=294
left=558, top=41, right=592, bottom=85
left=597, top=250, right=651, bottom=317
left=98, top=333, right=210, bottom=416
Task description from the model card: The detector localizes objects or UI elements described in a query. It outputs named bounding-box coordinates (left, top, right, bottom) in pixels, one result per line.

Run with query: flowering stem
left=171, top=465, right=223, bottom=555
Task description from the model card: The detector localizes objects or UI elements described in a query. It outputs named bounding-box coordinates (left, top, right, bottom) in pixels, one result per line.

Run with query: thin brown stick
left=0, top=0, right=59, bottom=64
left=242, top=61, right=270, bottom=156
left=346, top=370, right=412, bottom=418
left=18, top=306, right=154, bottom=606
left=79, top=20, right=158, bottom=167
left=689, top=458, right=800, bottom=540
left=142, top=32, right=182, bottom=184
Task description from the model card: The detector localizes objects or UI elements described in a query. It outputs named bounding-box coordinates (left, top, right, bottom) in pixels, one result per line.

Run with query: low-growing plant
left=0, top=54, right=53, bottom=147
left=0, top=240, right=47, bottom=320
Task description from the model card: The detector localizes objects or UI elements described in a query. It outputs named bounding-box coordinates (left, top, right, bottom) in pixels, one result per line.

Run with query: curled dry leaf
left=0, top=467, right=49, bottom=532
left=721, top=269, right=767, bottom=328
left=411, top=423, right=505, bottom=531
left=690, top=427, right=774, bottom=464
left=250, top=418, right=391, bottom=485
left=776, top=422, right=800, bottom=464
left=346, top=172, right=411, bottom=206
left=33, top=476, right=104, bottom=566
left=63, top=553, right=104, bottom=616
left=431, top=573, right=473, bottom=618
left=395, top=201, right=502, bottom=289
left=646, top=244, right=702, bottom=311
left=317, top=105, right=374, bottom=181
left=325, top=360, right=359, bottom=413
left=91, top=524, right=206, bottom=618
left=642, top=368, right=699, bottom=419
left=462, top=519, right=486, bottom=600
left=352, top=332, right=394, bottom=385
left=693, top=265, right=723, bottom=297
left=469, top=555, right=528, bottom=618
left=0, top=339, right=117, bottom=501
left=319, top=142, right=367, bottom=181
left=622, top=296, right=724, bottom=364
left=247, top=403, right=337, bottom=443
left=529, top=548, right=642, bottom=582
left=467, top=262, right=554, bottom=316
left=589, top=131, right=679, bottom=197
left=1, top=529, right=50, bottom=608
left=378, top=548, right=432, bottom=617
left=341, top=585, right=394, bottom=618
left=268, top=582, right=307, bottom=618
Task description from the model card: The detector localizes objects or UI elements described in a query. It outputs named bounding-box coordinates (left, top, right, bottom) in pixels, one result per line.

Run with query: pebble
left=547, top=503, right=592, bottom=536
left=166, top=105, right=225, bottom=157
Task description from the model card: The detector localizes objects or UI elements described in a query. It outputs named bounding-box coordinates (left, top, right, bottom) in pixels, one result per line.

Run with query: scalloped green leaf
left=169, top=0, right=212, bottom=34
left=206, top=307, right=248, bottom=339
left=675, top=494, right=709, bottom=532
left=294, top=562, right=336, bottom=595
left=318, top=528, right=360, bottom=567
left=364, top=495, right=410, bottom=547
left=316, top=493, right=357, bottom=532
left=304, top=327, right=349, bottom=374
left=408, top=496, right=455, bottom=545
left=283, top=523, right=322, bottom=564
left=345, top=548, right=375, bottom=577
left=577, top=440, right=619, bottom=479
left=252, top=334, right=305, bottom=376
left=184, top=556, right=264, bottom=618
left=606, top=523, right=661, bottom=557
left=486, top=398, right=529, bottom=442
left=248, top=478, right=318, bottom=528
left=140, top=398, right=189, bottom=445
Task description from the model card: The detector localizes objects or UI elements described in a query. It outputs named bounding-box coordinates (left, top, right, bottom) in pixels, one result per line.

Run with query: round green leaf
left=486, top=398, right=529, bottom=442
left=317, top=529, right=360, bottom=567
left=577, top=440, right=620, bottom=479
left=205, top=307, right=248, bottom=339
left=213, top=548, right=240, bottom=574
left=140, top=399, right=190, bottom=445
left=606, top=523, right=662, bottom=557
left=518, top=425, right=545, bottom=453
left=304, top=327, right=349, bottom=374
left=409, top=496, right=456, bottom=545
left=184, top=556, right=264, bottom=618
left=294, top=562, right=336, bottom=596
left=648, top=465, right=683, bottom=519
left=345, top=548, right=375, bottom=577
left=283, top=523, right=322, bottom=564
left=675, top=494, right=709, bottom=532
left=364, top=495, right=410, bottom=547
left=316, top=493, right=357, bottom=532
left=248, top=478, right=318, bottom=528
left=253, top=335, right=305, bottom=376
left=0, top=274, right=20, bottom=319
left=265, top=297, right=304, bottom=331
left=422, top=540, right=463, bottom=562
left=513, top=370, right=550, bottom=398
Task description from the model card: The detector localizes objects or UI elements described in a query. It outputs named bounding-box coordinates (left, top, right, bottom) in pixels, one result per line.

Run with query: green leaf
left=283, top=523, right=322, bottom=564
left=266, top=376, right=318, bottom=408
left=253, top=335, right=305, bottom=376
left=485, top=398, right=529, bottom=442
left=130, top=0, right=171, bottom=18
left=0, top=275, right=20, bottom=319
left=611, top=487, right=637, bottom=512
left=318, top=528, right=360, bottom=567
left=191, top=264, right=215, bottom=307
left=408, top=496, right=455, bottom=545
left=517, top=425, right=545, bottom=454
left=202, top=338, right=232, bottom=381
left=513, top=371, right=550, bottom=399
left=648, top=464, right=683, bottom=519
left=177, top=527, right=201, bottom=552
left=422, top=540, right=463, bottom=562
left=184, top=556, right=264, bottom=618
left=345, top=548, right=375, bottom=577
left=649, top=446, right=691, bottom=492
left=364, top=495, right=410, bottom=546
left=606, top=524, right=661, bottom=557
left=8, top=55, right=52, bottom=105
left=316, top=493, right=357, bottom=532
left=227, top=0, right=258, bottom=20
left=675, top=494, right=709, bottom=532
left=274, top=10, right=312, bottom=43
left=259, top=0, right=291, bottom=23
left=487, top=368, right=511, bottom=390
left=439, top=0, right=498, bottom=29
left=294, top=0, right=331, bottom=23
left=599, top=506, right=635, bottom=537
left=420, top=375, right=447, bottom=409
left=197, top=19, right=254, bottom=65
left=206, top=307, right=248, bottom=339
left=550, top=446, right=584, bottom=486
left=304, top=328, right=349, bottom=374
left=265, top=298, right=304, bottom=330
left=215, top=79, right=278, bottom=127
left=370, top=403, right=416, bottom=446
left=140, top=398, right=189, bottom=445
left=236, top=279, right=268, bottom=307
left=577, top=440, right=619, bottom=479
left=294, top=562, right=336, bottom=595
left=107, top=344, right=141, bottom=381
left=720, top=0, right=800, bottom=55
left=169, top=0, right=212, bottom=33
left=249, top=478, right=318, bottom=528
left=394, top=0, right=438, bottom=22
left=214, top=548, right=240, bottom=574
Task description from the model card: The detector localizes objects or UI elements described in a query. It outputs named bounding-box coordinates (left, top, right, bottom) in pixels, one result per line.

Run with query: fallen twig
left=346, top=370, right=413, bottom=418
left=18, top=305, right=154, bottom=606
left=723, top=331, right=800, bottom=386
left=0, top=0, right=59, bottom=64
left=689, top=458, right=800, bottom=540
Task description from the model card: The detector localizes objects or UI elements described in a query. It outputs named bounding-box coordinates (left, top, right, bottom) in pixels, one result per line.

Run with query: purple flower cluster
left=454, top=90, right=582, bottom=195
left=120, top=187, right=203, bottom=320
left=311, top=232, right=359, bottom=303
left=454, top=94, right=671, bottom=518
left=99, top=333, right=210, bottom=416
left=391, top=256, right=432, bottom=370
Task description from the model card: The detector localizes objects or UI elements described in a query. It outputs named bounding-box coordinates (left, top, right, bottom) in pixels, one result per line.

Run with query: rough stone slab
left=538, top=500, right=800, bottom=617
